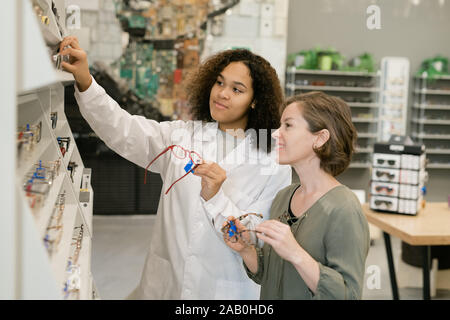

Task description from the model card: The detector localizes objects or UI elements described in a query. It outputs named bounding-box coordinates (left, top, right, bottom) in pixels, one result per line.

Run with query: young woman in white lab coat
left=59, top=36, right=291, bottom=299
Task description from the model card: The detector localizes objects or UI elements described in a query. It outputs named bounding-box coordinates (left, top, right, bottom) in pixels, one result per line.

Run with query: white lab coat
left=74, top=77, right=292, bottom=299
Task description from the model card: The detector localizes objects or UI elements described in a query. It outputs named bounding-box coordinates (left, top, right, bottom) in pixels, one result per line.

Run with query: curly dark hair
left=283, top=92, right=357, bottom=176
left=184, top=49, right=284, bottom=152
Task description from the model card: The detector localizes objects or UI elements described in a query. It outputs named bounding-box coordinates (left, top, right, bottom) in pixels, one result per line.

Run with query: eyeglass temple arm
left=164, top=163, right=199, bottom=194
left=144, top=145, right=175, bottom=184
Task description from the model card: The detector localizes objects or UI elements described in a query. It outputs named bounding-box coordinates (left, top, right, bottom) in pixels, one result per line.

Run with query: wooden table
left=362, top=202, right=450, bottom=300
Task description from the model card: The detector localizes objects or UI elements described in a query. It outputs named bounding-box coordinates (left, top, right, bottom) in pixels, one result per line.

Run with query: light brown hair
left=283, top=91, right=357, bottom=176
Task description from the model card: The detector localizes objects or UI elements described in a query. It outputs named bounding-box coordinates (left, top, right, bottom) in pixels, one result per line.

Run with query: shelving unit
left=285, top=67, right=382, bottom=168
left=3, top=0, right=96, bottom=299
left=16, top=80, right=95, bottom=300
left=412, top=74, right=450, bottom=170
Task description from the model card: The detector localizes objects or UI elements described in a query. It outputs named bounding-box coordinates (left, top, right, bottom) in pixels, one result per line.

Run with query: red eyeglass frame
left=144, top=145, right=203, bottom=194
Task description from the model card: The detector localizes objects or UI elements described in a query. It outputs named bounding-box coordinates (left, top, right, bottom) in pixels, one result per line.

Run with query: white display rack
left=285, top=67, right=382, bottom=169
left=412, top=103, right=450, bottom=111
left=378, top=57, right=410, bottom=143
left=286, top=67, right=379, bottom=77
left=285, top=83, right=380, bottom=93
left=412, top=73, right=450, bottom=170
left=2, top=0, right=96, bottom=300
left=16, top=80, right=95, bottom=300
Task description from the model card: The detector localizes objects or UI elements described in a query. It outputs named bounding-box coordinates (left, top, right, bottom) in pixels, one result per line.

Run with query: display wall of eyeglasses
left=17, top=82, right=96, bottom=299
left=369, top=142, right=427, bottom=215
left=285, top=67, right=381, bottom=169
left=411, top=74, right=450, bottom=170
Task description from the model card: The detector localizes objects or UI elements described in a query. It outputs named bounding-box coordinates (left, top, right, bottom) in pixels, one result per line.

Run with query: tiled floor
left=91, top=215, right=450, bottom=300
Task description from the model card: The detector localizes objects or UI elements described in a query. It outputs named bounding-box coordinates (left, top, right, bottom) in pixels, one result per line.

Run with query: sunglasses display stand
left=370, top=135, right=427, bottom=215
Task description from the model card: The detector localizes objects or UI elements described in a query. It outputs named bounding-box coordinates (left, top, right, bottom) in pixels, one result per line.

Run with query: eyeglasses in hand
left=222, top=213, right=263, bottom=247
left=144, top=145, right=203, bottom=194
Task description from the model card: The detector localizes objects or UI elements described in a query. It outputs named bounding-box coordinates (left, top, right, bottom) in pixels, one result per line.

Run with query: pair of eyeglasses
left=277, top=211, right=299, bottom=226
left=64, top=224, right=84, bottom=299
left=377, top=159, right=396, bottom=166
left=50, top=112, right=58, bottom=129
left=18, top=122, right=42, bottom=144
left=23, top=178, right=50, bottom=211
left=221, top=213, right=263, bottom=246
left=144, top=145, right=203, bottom=194
left=44, top=191, right=66, bottom=256
left=57, top=137, right=71, bottom=157
left=374, top=200, right=393, bottom=207
left=17, top=122, right=42, bottom=156
left=68, top=161, right=78, bottom=183
left=376, top=170, right=396, bottom=180
left=375, top=186, right=394, bottom=193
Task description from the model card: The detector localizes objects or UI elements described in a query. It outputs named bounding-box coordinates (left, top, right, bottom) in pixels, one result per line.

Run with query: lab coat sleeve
left=74, top=76, right=190, bottom=175
left=201, top=163, right=292, bottom=235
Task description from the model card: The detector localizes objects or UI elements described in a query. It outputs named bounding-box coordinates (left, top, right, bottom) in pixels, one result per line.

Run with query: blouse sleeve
left=312, top=203, right=370, bottom=300
left=243, top=247, right=265, bottom=285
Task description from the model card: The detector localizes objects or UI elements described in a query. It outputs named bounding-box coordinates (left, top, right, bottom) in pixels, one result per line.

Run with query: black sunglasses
left=374, top=200, right=393, bottom=207
left=375, top=186, right=394, bottom=193
left=375, top=170, right=395, bottom=179
left=377, top=159, right=396, bottom=166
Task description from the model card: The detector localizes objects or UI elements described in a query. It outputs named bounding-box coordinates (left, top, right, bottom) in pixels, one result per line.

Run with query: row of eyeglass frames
left=19, top=110, right=79, bottom=212
left=64, top=224, right=84, bottom=299
left=19, top=108, right=84, bottom=298
left=42, top=190, right=85, bottom=299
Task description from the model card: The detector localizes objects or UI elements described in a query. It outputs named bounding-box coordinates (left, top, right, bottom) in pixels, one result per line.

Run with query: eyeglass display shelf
left=412, top=103, right=450, bottom=111
left=286, top=67, right=381, bottom=172
left=74, top=225, right=92, bottom=300
left=348, top=102, right=381, bottom=108
left=287, top=67, right=379, bottom=77
left=426, top=163, right=450, bottom=169
left=411, top=132, right=450, bottom=140
left=50, top=202, right=79, bottom=286
left=426, top=148, right=450, bottom=154
left=357, top=132, right=378, bottom=138
left=414, top=89, right=450, bottom=95
left=415, top=74, right=450, bottom=80
left=352, top=117, right=379, bottom=123
left=349, top=162, right=371, bottom=168
left=411, top=118, right=450, bottom=125
left=34, top=172, right=66, bottom=237
left=17, top=82, right=94, bottom=299
left=285, top=83, right=380, bottom=93
left=355, top=147, right=373, bottom=154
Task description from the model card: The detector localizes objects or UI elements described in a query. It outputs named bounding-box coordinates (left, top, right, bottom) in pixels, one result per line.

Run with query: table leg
left=423, top=246, right=431, bottom=300
left=383, top=232, right=399, bottom=300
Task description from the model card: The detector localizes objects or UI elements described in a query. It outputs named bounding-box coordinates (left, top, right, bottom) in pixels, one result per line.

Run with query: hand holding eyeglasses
left=192, top=161, right=227, bottom=201
left=222, top=216, right=256, bottom=252
left=144, top=144, right=204, bottom=194
left=255, top=220, right=302, bottom=264
left=144, top=144, right=226, bottom=198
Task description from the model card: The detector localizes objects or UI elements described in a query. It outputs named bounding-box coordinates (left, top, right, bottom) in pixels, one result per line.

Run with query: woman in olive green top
left=223, top=92, right=370, bottom=299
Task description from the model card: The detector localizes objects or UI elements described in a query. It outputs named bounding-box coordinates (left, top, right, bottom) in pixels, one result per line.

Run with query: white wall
left=203, top=0, right=290, bottom=86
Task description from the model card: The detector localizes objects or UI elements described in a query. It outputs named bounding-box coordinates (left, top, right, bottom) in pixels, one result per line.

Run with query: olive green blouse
left=245, top=183, right=370, bottom=299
